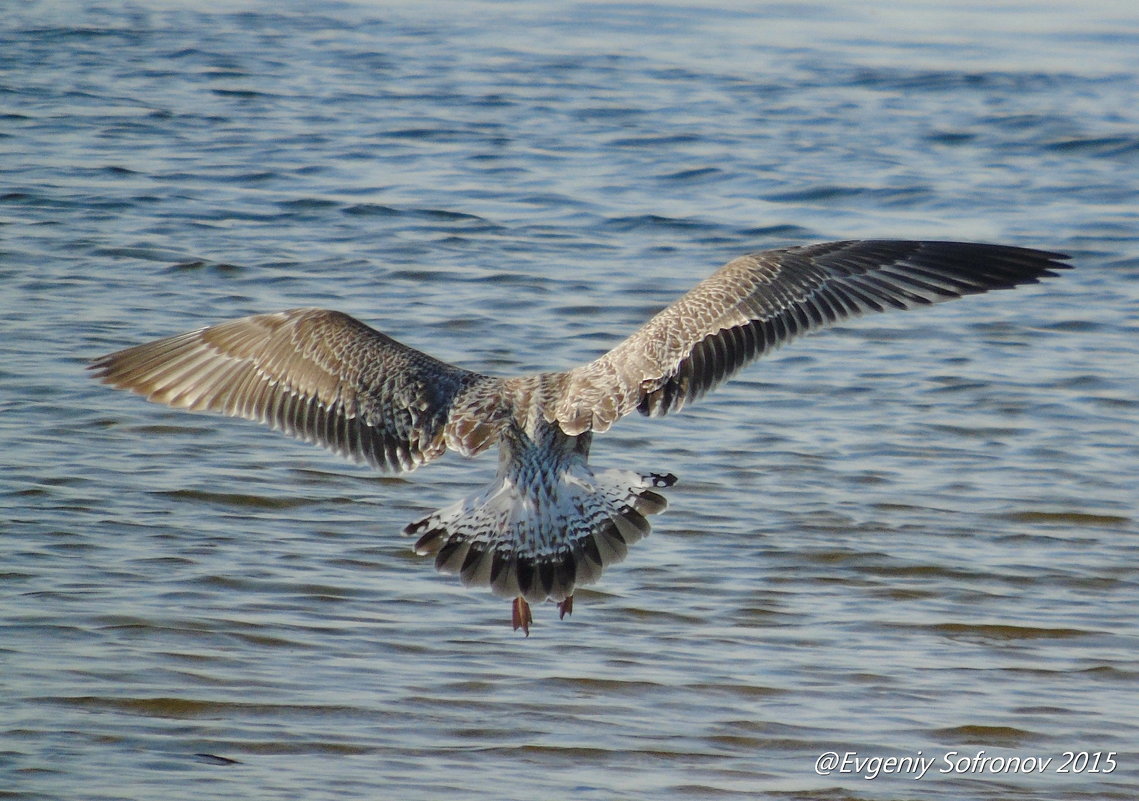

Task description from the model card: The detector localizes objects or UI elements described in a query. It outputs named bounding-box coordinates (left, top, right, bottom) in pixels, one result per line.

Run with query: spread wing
left=553, top=240, right=1071, bottom=434
left=89, top=308, right=488, bottom=472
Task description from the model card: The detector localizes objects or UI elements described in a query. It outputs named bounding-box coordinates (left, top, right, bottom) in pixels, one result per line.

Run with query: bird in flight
left=90, top=240, right=1069, bottom=634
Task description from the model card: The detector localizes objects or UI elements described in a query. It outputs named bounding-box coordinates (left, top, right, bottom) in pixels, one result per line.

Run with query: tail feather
left=405, top=469, right=676, bottom=603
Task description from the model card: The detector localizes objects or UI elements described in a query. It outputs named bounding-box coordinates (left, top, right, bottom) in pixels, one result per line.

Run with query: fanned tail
left=405, top=467, right=676, bottom=605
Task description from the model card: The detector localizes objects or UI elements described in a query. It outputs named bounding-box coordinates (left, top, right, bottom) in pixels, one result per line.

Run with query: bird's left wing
left=552, top=240, right=1070, bottom=434
left=90, top=308, right=489, bottom=471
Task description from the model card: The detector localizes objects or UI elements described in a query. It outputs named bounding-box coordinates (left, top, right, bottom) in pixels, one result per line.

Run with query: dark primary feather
left=553, top=241, right=1070, bottom=433
left=88, top=308, right=485, bottom=472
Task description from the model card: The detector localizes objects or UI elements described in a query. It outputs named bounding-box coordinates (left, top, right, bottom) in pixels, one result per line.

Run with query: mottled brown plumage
left=90, top=240, right=1070, bottom=633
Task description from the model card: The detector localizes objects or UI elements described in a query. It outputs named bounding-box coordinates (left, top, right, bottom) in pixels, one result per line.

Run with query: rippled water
left=3, top=1, right=1138, bottom=799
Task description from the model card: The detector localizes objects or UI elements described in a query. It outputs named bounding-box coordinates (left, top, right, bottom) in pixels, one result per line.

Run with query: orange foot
left=557, top=595, right=574, bottom=619
left=512, top=596, right=533, bottom=636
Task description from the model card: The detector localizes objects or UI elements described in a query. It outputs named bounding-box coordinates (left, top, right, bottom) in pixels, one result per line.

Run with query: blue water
left=3, top=2, right=1138, bottom=799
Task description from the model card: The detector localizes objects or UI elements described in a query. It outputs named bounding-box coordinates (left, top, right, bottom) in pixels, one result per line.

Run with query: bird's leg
left=557, top=595, right=573, bottom=619
left=512, top=596, right=532, bottom=636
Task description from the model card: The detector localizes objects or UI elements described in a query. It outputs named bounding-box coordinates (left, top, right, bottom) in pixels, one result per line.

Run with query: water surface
left=3, top=1, right=1138, bottom=799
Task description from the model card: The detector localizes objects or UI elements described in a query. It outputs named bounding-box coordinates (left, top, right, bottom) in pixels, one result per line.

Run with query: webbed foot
left=512, top=596, right=533, bottom=636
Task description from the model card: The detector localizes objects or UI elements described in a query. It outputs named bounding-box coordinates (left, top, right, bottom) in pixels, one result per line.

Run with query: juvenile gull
left=90, top=240, right=1070, bottom=633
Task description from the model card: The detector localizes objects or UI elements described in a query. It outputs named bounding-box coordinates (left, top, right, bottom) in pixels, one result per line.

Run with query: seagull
left=90, top=240, right=1070, bottom=634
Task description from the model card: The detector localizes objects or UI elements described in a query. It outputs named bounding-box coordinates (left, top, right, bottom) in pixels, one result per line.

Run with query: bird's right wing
left=89, top=308, right=491, bottom=472
left=553, top=240, right=1071, bottom=434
